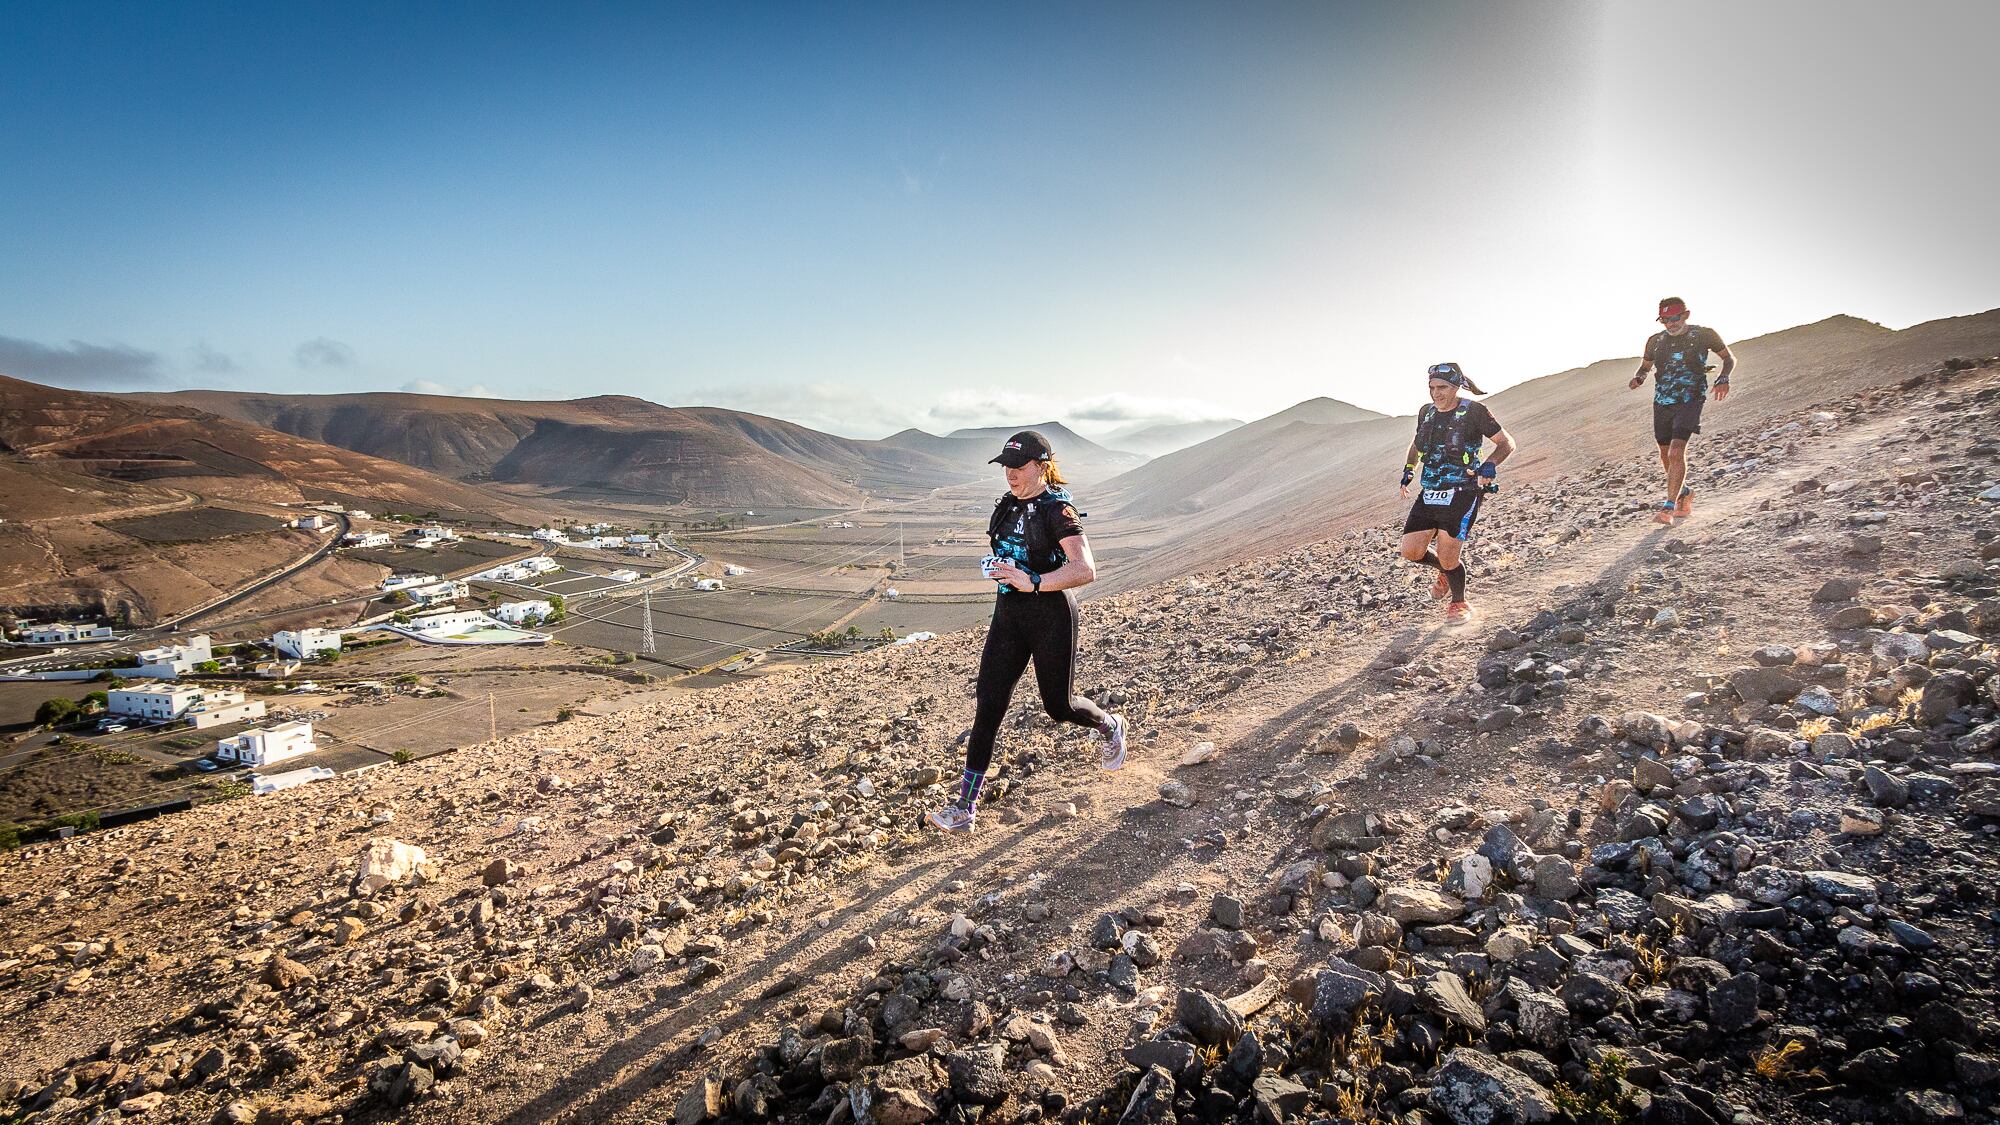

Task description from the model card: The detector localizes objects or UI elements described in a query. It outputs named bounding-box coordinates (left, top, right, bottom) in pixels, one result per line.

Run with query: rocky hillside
left=0, top=375, right=539, bottom=521
left=3, top=358, right=1999, bottom=1125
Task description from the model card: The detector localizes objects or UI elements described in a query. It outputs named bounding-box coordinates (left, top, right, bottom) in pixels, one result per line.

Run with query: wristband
left=1713, top=376, right=1730, bottom=386
left=1400, top=467, right=1414, bottom=487
left=1030, top=571, right=1042, bottom=592
left=1475, top=461, right=1497, bottom=480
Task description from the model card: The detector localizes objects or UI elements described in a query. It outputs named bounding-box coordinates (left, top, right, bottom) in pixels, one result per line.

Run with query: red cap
left=1657, top=298, right=1689, bottom=319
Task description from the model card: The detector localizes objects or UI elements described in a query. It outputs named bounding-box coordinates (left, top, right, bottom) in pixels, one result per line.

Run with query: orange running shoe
left=1652, top=503, right=1676, bottom=526
left=1431, top=571, right=1451, bottom=601
left=1676, top=488, right=1694, bottom=518
left=1446, top=601, right=1473, bottom=626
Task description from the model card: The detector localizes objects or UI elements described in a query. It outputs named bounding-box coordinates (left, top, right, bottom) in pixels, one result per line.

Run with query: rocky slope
left=3, top=358, right=1999, bottom=1125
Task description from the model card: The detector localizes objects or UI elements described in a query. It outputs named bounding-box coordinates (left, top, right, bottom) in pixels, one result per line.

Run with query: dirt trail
left=464, top=388, right=1926, bottom=1123
left=3, top=366, right=1994, bottom=1125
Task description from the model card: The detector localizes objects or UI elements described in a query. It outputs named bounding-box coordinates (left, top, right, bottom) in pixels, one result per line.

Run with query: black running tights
left=966, top=591, right=1110, bottom=774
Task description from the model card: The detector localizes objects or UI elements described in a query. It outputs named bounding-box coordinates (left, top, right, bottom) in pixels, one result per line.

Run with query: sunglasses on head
left=1428, top=364, right=1460, bottom=379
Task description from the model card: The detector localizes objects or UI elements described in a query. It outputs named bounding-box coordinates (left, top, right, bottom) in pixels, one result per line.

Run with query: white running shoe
left=926, top=801, right=975, bottom=833
left=1097, top=713, right=1128, bottom=771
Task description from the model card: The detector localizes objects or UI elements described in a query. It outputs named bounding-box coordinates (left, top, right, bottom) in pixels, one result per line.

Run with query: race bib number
left=1422, top=488, right=1456, bottom=506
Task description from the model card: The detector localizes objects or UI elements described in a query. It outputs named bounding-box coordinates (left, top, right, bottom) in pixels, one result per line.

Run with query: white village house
left=290, top=514, right=330, bottom=530
left=107, top=685, right=205, bottom=722
left=407, top=580, right=469, bottom=606
left=184, top=690, right=266, bottom=730
left=381, top=574, right=434, bottom=593
left=413, top=525, right=458, bottom=543
left=532, top=528, right=570, bottom=544
left=272, top=628, right=341, bottom=660
left=342, top=531, right=393, bottom=549
left=106, top=685, right=263, bottom=728
left=407, top=609, right=492, bottom=635
left=492, top=600, right=554, bottom=626
left=607, top=569, right=641, bottom=583
left=131, top=634, right=214, bottom=678
left=17, top=622, right=115, bottom=644
left=216, top=720, right=317, bottom=767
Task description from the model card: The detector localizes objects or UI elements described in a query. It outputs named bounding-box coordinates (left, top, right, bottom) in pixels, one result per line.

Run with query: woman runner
left=1398, top=363, right=1517, bottom=625
left=928, top=429, right=1128, bottom=833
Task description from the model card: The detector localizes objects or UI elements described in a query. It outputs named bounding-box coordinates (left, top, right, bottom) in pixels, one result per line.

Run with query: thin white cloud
left=686, top=381, right=919, bottom=439
left=401, top=379, right=492, bottom=397
left=295, top=337, right=356, bottom=369
left=1067, top=392, right=1236, bottom=426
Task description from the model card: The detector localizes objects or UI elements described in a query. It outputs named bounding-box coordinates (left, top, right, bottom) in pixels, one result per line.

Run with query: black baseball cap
left=989, top=429, right=1053, bottom=467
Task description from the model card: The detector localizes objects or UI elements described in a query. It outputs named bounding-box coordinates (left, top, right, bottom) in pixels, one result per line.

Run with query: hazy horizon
left=3, top=1, right=1996, bottom=439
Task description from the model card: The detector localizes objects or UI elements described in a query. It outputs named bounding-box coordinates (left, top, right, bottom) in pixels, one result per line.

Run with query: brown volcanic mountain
left=0, top=374, right=538, bottom=520
left=143, top=390, right=982, bottom=507
left=1093, top=309, right=2000, bottom=588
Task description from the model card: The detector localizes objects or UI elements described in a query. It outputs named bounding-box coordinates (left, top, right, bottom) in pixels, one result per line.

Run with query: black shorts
left=1403, top=485, right=1484, bottom=540
left=1654, top=398, right=1704, bottom=445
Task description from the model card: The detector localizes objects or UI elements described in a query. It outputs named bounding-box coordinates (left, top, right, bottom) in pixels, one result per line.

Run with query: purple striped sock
left=959, top=769, right=986, bottom=808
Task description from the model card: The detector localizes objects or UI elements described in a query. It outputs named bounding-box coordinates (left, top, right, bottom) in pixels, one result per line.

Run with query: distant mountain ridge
left=139, top=390, right=983, bottom=508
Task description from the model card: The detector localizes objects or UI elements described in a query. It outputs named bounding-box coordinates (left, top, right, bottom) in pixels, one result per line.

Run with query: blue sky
left=3, top=1, right=1995, bottom=438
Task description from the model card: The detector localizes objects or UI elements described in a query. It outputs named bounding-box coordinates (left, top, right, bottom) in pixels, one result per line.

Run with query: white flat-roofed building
left=408, top=609, right=491, bottom=634
left=408, top=580, right=469, bottom=606
left=252, top=766, right=335, bottom=794
left=132, top=634, right=214, bottom=678
left=607, top=569, right=641, bottom=582
left=18, top=622, right=116, bottom=644
left=522, top=556, right=561, bottom=574
left=108, top=685, right=206, bottom=721
left=693, top=578, right=725, bottom=591
left=343, top=531, right=393, bottom=549
left=492, top=599, right=553, bottom=626
left=532, top=528, right=570, bottom=544
left=291, top=514, right=330, bottom=530
left=381, top=573, right=433, bottom=593
left=346, top=509, right=371, bottom=519
left=185, top=690, right=266, bottom=730
left=217, top=720, right=316, bottom=767
left=272, top=628, right=341, bottom=659
left=414, top=525, right=458, bottom=543
left=624, top=534, right=654, bottom=545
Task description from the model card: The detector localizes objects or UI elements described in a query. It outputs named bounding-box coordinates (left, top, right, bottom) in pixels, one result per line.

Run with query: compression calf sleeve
left=1444, top=564, right=1466, bottom=602
left=1415, top=550, right=1443, bottom=571
left=958, top=769, right=986, bottom=809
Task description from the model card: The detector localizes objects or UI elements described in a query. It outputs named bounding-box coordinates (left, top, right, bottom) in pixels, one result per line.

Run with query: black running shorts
left=1654, top=398, right=1704, bottom=445
left=1403, top=485, right=1483, bottom=540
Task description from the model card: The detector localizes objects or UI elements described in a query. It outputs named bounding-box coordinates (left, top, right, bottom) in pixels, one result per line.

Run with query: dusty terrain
left=3, top=359, right=1998, bottom=1125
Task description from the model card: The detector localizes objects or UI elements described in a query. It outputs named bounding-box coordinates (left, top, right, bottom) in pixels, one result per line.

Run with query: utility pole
left=640, top=589, right=657, bottom=655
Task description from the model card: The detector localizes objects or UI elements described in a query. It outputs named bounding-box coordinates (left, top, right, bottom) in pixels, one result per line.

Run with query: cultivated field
left=99, top=506, right=283, bottom=542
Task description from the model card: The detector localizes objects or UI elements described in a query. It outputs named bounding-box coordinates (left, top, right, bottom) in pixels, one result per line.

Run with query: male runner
left=1628, top=297, right=1734, bottom=524
left=1399, top=363, right=1516, bottom=626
